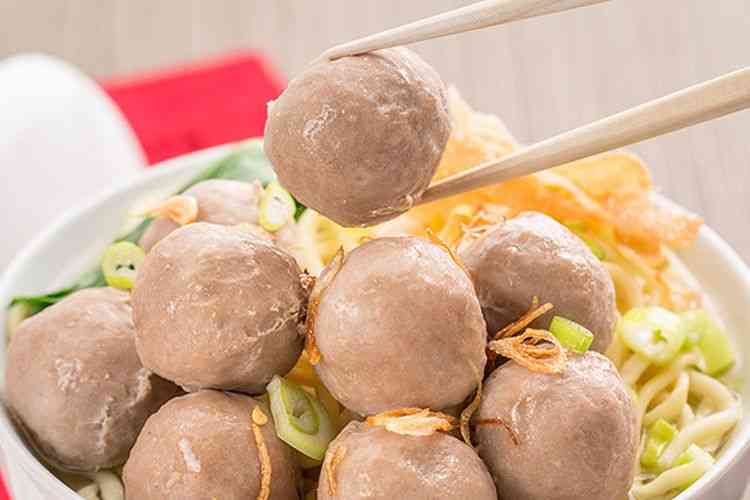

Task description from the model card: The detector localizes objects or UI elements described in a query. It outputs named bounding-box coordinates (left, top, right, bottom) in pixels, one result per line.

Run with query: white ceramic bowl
left=1, top=145, right=749, bottom=499
left=0, top=53, right=145, bottom=270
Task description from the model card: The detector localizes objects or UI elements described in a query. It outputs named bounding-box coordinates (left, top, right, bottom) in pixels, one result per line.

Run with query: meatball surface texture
left=318, top=421, right=497, bottom=500
left=5, top=288, right=178, bottom=471
left=264, top=47, right=451, bottom=227
left=133, top=222, right=307, bottom=394
left=475, top=351, right=639, bottom=500
left=313, top=236, right=487, bottom=415
left=459, top=211, right=617, bottom=352
left=123, top=390, right=299, bottom=500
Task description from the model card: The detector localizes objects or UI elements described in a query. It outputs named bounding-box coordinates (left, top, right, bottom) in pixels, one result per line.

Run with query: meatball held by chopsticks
left=318, top=417, right=497, bottom=500
left=123, top=390, right=300, bottom=500
left=5, top=288, right=179, bottom=472
left=308, top=236, right=487, bottom=415
left=475, top=351, right=639, bottom=500
left=459, top=211, right=617, bottom=352
left=264, top=47, right=451, bottom=227
left=132, top=222, right=308, bottom=394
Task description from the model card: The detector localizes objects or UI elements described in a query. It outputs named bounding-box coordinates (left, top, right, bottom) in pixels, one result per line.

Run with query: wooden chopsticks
left=320, top=0, right=610, bottom=61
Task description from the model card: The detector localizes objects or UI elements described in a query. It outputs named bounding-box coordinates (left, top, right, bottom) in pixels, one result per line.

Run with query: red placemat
left=102, top=50, right=286, bottom=165
left=0, top=474, right=9, bottom=500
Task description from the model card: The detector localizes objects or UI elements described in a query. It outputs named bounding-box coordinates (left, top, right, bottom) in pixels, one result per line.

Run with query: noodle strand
left=643, top=372, right=689, bottom=426
left=658, top=407, right=741, bottom=468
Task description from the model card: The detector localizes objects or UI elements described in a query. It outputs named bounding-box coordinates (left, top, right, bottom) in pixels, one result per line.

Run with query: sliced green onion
left=583, top=237, right=607, bottom=261
left=5, top=302, right=34, bottom=341
left=549, top=316, right=594, bottom=353
left=633, top=444, right=715, bottom=498
left=680, top=310, right=735, bottom=376
left=259, top=182, right=295, bottom=232
left=267, top=376, right=336, bottom=460
left=563, top=221, right=606, bottom=260
left=640, top=419, right=677, bottom=469
left=673, top=444, right=715, bottom=490
left=679, top=310, right=704, bottom=349
left=617, top=307, right=686, bottom=366
left=675, top=444, right=715, bottom=467
left=101, top=242, right=146, bottom=290
left=651, top=419, right=677, bottom=442
left=282, top=383, right=319, bottom=435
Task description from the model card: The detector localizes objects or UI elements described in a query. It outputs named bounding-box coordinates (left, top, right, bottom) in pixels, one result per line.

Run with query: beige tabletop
left=1, top=0, right=749, bottom=262
left=1, top=3, right=750, bottom=498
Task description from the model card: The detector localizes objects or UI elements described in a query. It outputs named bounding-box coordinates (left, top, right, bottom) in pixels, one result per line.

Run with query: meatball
left=459, top=211, right=617, bottom=352
left=123, top=390, right=299, bottom=500
left=139, top=179, right=267, bottom=252
left=132, top=222, right=307, bottom=394
left=5, top=288, right=178, bottom=471
left=475, top=352, right=639, bottom=500
left=264, top=47, right=451, bottom=227
left=318, top=422, right=496, bottom=500
left=312, top=236, right=487, bottom=415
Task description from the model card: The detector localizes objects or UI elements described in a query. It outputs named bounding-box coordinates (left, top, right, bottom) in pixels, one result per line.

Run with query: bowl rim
left=684, top=226, right=750, bottom=497
left=0, top=143, right=748, bottom=499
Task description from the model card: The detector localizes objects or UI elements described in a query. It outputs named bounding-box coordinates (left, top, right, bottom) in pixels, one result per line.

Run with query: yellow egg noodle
left=47, top=469, right=124, bottom=500
left=76, top=472, right=124, bottom=500
left=43, top=88, right=738, bottom=499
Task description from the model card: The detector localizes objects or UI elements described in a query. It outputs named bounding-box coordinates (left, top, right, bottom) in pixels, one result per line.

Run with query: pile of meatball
left=5, top=47, right=639, bottom=500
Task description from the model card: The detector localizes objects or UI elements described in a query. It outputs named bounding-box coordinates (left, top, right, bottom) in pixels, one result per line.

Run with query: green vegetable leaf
left=7, top=139, right=304, bottom=320
left=120, top=218, right=155, bottom=245
left=178, top=138, right=278, bottom=191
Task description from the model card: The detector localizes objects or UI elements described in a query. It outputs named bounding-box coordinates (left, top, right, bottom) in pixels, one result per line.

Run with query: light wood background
left=1, top=0, right=749, bottom=261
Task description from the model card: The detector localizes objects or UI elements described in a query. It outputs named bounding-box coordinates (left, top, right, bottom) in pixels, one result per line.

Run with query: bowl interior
left=0, top=144, right=749, bottom=499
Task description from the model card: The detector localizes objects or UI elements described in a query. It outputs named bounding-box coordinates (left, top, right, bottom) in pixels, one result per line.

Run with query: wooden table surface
left=1, top=0, right=749, bottom=261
